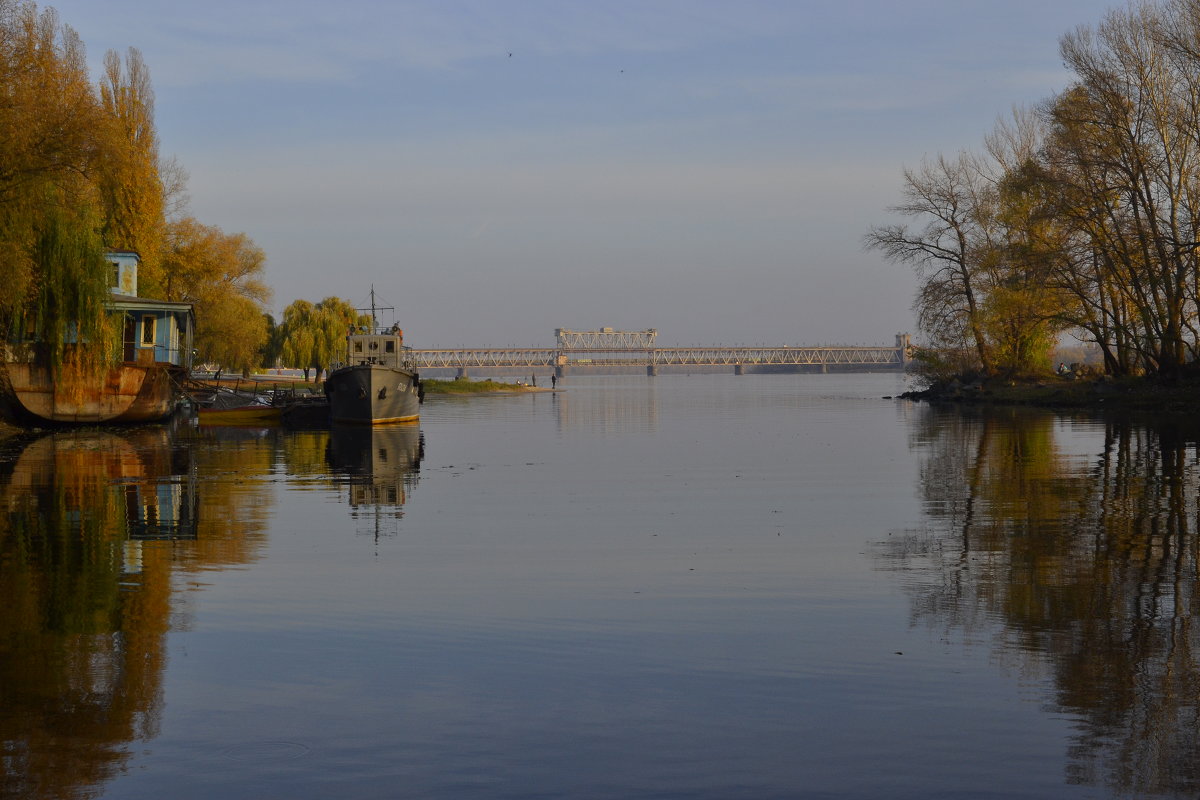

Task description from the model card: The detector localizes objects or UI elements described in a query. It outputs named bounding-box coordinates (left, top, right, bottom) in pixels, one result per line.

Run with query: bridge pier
left=647, top=365, right=658, bottom=376
left=555, top=365, right=567, bottom=379
left=456, top=367, right=469, bottom=379
left=896, top=333, right=911, bottom=367
left=734, top=364, right=744, bottom=376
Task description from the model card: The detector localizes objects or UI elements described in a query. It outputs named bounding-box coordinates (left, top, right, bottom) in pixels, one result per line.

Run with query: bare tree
left=865, top=152, right=996, bottom=374
left=1050, top=4, right=1200, bottom=375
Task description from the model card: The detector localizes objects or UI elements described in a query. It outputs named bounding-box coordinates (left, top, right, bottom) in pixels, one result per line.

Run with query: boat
left=193, top=385, right=282, bottom=425
left=324, top=291, right=422, bottom=425
left=280, top=394, right=331, bottom=427
left=0, top=251, right=195, bottom=425
left=197, top=405, right=283, bottom=425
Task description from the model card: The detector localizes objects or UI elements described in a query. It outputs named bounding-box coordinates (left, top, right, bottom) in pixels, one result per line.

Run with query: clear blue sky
left=49, top=0, right=1116, bottom=346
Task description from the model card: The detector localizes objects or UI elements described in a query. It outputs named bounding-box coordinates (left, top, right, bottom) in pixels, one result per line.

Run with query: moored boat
left=0, top=251, right=195, bottom=425
left=197, top=405, right=283, bottom=425
left=325, top=325, right=422, bottom=425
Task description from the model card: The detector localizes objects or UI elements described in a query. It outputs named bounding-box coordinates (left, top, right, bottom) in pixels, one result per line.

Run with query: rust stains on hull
left=3, top=361, right=181, bottom=424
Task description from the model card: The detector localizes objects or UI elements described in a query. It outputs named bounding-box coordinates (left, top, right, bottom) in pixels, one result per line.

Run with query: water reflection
left=325, top=425, right=423, bottom=535
left=0, top=425, right=279, bottom=800
left=0, top=429, right=180, bottom=799
left=878, top=406, right=1200, bottom=797
left=552, top=377, right=659, bottom=435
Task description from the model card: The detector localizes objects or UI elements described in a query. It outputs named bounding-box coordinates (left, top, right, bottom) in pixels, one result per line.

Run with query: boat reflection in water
left=0, top=427, right=195, bottom=800
left=325, top=424, right=423, bottom=536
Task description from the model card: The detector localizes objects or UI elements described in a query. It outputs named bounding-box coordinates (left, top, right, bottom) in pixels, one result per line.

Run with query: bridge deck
left=407, top=345, right=905, bottom=369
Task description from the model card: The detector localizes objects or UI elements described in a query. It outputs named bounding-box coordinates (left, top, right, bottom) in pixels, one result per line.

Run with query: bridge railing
left=405, top=345, right=906, bottom=369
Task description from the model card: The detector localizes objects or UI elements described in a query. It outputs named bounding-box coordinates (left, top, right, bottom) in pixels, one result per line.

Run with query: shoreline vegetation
left=865, top=1, right=1200, bottom=396
left=900, top=372, right=1200, bottom=413
left=419, top=378, right=554, bottom=395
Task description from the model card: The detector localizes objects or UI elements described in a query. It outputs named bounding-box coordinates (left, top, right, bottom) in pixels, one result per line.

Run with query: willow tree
left=0, top=1, right=112, bottom=356
left=279, top=297, right=368, bottom=380
left=312, top=297, right=368, bottom=378
left=280, top=300, right=318, bottom=380
left=24, top=204, right=117, bottom=379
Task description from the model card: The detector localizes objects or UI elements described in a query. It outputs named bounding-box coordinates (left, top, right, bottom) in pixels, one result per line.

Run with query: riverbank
left=198, top=376, right=554, bottom=396
left=421, top=378, right=556, bottom=395
left=900, top=374, right=1200, bottom=411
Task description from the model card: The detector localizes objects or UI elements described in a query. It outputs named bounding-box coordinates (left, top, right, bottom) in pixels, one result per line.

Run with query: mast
left=355, top=287, right=393, bottom=332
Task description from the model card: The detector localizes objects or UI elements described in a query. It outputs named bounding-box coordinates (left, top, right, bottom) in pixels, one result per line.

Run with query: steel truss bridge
left=407, top=331, right=911, bottom=376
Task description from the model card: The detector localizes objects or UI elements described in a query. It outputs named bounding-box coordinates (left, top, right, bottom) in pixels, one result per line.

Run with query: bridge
left=406, top=330, right=911, bottom=377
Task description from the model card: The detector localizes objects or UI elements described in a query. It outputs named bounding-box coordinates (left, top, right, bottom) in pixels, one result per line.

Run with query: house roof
left=108, top=293, right=194, bottom=314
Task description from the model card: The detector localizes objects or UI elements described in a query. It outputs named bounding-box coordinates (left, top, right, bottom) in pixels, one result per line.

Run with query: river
left=2, top=372, right=1196, bottom=799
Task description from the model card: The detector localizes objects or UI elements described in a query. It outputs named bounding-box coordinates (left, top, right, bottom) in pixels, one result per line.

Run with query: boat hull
left=197, top=406, right=283, bottom=425
left=325, top=365, right=420, bottom=424
left=2, top=358, right=183, bottom=424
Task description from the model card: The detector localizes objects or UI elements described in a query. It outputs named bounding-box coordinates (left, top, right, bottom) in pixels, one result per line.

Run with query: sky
left=45, top=0, right=1119, bottom=348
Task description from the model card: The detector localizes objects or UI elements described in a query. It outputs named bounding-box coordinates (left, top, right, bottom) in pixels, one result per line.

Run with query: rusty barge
left=0, top=251, right=195, bottom=425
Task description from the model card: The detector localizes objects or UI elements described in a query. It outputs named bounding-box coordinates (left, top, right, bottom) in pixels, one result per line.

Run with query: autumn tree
left=160, top=217, right=270, bottom=374
left=0, top=1, right=278, bottom=383
left=0, top=1, right=112, bottom=350
left=979, top=109, right=1069, bottom=374
left=97, top=47, right=165, bottom=297
left=1040, top=3, right=1200, bottom=376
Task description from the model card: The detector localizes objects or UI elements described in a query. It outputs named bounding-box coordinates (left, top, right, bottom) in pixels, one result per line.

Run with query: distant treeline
left=867, top=0, right=1200, bottom=379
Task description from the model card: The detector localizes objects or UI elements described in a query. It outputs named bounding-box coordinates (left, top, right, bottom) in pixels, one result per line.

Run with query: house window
left=141, top=315, right=156, bottom=346
left=111, top=263, right=120, bottom=289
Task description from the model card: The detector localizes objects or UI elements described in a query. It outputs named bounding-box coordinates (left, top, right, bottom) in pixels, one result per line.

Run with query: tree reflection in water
left=0, top=425, right=274, bottom=800
left=878, top=406, right=1200, bottom=796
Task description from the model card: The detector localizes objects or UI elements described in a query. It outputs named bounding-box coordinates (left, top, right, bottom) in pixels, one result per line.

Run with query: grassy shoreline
left=420, top=378, right=550, bottom=395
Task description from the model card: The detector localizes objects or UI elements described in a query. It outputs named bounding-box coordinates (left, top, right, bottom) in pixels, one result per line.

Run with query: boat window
left=385, top=341, right=395, bottom=353
left=111, top=262, right=120, bottom=289
left=353, top=341, right=363, bottom=353
left=141, top=315, right=156, bottom=345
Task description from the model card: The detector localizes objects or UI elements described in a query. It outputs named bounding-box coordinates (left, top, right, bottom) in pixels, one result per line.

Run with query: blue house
left=106, top=251, right=195, bottom=368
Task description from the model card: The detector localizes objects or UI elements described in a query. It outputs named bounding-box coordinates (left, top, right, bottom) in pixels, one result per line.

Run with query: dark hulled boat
left=325, top=325, right=422, bottom=424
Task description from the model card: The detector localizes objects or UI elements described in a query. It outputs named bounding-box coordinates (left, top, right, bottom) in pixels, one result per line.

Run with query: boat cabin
left=346, top=325, right=409, bottom=369
left=107, top=251, right=196, bottom=368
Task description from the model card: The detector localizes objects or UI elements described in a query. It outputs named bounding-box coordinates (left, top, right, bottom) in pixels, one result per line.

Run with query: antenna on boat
left=357, top=285, right=394, bottom=331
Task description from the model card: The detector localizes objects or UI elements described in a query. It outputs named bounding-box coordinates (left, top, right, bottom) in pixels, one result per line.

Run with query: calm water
left=3, top=373, right=1199, bottom=798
